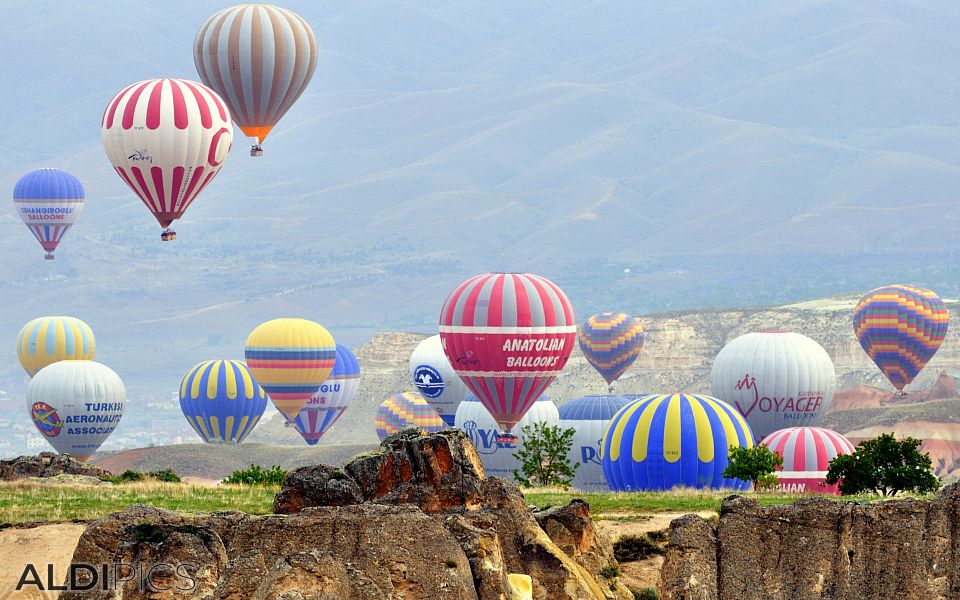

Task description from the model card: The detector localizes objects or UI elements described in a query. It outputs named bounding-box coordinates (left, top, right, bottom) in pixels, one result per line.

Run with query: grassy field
left=0, top=481, right=278, bottom=525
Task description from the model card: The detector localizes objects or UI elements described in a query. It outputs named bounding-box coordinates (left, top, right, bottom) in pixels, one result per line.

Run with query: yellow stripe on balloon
left=224, top=361, right=238, bottom=399
left=194, top=415, right=212, bottom=441
left=235, top=415, right=251, bottom=441
left=181, top=362, right=206, bottom=399
left=206, top=361, right=222, bottom=401
left=700, top=396, right=741, bottom=451
left=210, top=416, right=222, bottom=441
left=239, top=364, right=255, bottom=399
left=688, top=395, right=715, bottom=462
left=224, top=416, right=235, bottom=441
left=631, top=395, right=667, bottom=463
left=663, top=394, right=682, bottom=463
left=607, top=400, right=645, bottom=460
left=191, top=361, right=213, bottom=400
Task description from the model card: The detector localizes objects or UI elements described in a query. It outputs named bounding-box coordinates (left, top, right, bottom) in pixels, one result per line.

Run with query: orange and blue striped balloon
left=244, top=318, right=336, bottom=419
left=853, top=285, right=949, bottom=392
left=16, top=316, right=95, bottom=377
left=179, top=360, right=267, bottom=444
left=578, top=312, right=644, bottom=386
left=375, top=392, right=444, bottom=441
left=601, top=394, right=754, bottom=491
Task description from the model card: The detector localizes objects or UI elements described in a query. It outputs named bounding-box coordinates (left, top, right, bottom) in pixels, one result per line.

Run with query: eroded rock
left=0, top=452, right=110, bottom=481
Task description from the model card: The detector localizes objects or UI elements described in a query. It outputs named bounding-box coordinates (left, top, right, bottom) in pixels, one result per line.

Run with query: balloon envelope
left=578, top=313, right=644, bottom=386
left=245, top=318, right=336, bottom=420
left=26, top=360, right=125, bottom=461
left=760, top=427, right=855, bottom=495
left=558, top=395, right=630, bottom=491
left=101, top=78, right=233, bottom=233
left=179, top=359, right=267, bottom=444
left=439, top=272, right=576, bottom=433
left=455, top=395, right=558, bottom=479
left=194, top=4, right=317, bottom=150
left=13, top=168, right=84, bottom=258
left=409, top=334, right=469, bottom=426
left=375, top=392, right=444, bottom=441
left=292, top=344, right=360, bottom=445
left=16, top=316, right=95, bottom=377
left=853, top=285, right=949, bottom=391
left=601, top=393, right=754, bottom=491
left=710, top=331, right=836, bottom=439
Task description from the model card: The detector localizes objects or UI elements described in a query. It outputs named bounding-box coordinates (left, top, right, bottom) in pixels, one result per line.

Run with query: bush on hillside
left=223, top=464, right=287, bottom=486
left=825, top=433, right=939, bottom=497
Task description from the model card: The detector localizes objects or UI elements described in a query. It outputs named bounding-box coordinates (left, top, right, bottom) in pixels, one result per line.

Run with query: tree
left=722, top=444, right=783, bottom=491
left=825, top=433, right=939, bottom=497
left=512, top=422, right=579, bottom=488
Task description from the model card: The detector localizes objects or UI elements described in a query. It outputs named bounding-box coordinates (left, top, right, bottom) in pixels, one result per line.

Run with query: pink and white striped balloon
left=760, top=426, right=855, bottom=495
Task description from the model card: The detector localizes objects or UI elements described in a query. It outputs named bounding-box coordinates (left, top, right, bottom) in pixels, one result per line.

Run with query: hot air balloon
left=439, top=272, right=576, bottom=443
left=375, top=392, right=444, bottom=441
left=194, top=4, right=318, bottom=156
left=26, top=360, right=125, bottom=461
left=558, top=395, right=630, bottom=491
left=710, top=331, right=836, bottom=439
left=854, top=285, right=949, bottom=393
left=601, top=393, right=754, bottom=491
left=179, top=359, right=267, bottom=444
left=409, top=334, right=470, bottom=426
left=292, top=344, right=360, bottom=445
left=578, top=313, right=644, bottom=391
left=244, top=318, right=336, bottom=420
left=101, top=78, right=233, bottom=241
left=16, top=317, right=95, bottom=378
left=13, top=169, right=84, bottom=260
left=455, top=395, right=558, bottom=480
left=760, top=427, right=855, bottom=495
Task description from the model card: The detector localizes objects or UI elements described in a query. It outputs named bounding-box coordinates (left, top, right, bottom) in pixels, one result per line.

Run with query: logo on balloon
left=460, top=420, right=504, bottom=455
left=31, top=402, right=63, bottom=438
left=414, top=365, right=444, bottom=398
left=733, top=374, right=823, bottom=418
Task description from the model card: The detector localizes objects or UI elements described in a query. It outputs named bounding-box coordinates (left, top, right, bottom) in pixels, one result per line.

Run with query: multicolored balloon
left=179, top=360, right=267, bottom=444
left=13, top=168, right=84, bottom=260
left=601, top=393, right=754, bottom=491
left=710, top=331, right=836, bottom=439
left=101, top=78, right=233, bottom=240
left=409, top=334, right=470, bottom=426
left=760, top=427, right=855, bottom=495
left=26, top=360, right=125, bottom=461
left=558, top=395, right=630, bottom=491
left=16, top=317, right=95, bottom=377
left=292, top=344, right=360, bottom=445
left=194, top=4, right=317, bottom=156
left=244, top=318, right=336, bottom=420
left=439, top=273, right=577, bottom=437
left=578, top=312, right=644, bottom=388
left=455, top=395, right=558, bottom=478
left=854, top=285, right=949, bottom=392
left=375, top=392, right=444, bottom=441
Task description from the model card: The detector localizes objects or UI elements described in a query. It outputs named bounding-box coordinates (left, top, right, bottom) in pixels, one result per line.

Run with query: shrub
left=103, top=470, right=146, bottom=484
left=614, top=532, right=666, bottom=562
left=512, top=423, right=578, bottom=488
left=634, top=588, right=659, bottom=600
left=223, top=464, right=287, bottom=486
left=599, top=564, right=620, bottom=579
left=149, top=469, right=181, bottom=483
left=825, top=433, right=939, bottom=496
left=722, top=445, right=783, bottom=491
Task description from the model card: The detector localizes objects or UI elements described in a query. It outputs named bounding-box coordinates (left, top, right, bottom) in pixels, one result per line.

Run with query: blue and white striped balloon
left=179, top=360, right=267, bottom=444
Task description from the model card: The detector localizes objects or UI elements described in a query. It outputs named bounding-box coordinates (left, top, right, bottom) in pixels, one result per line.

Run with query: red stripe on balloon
left=150, top=167, right=166, bottom=213
left=130, top=166, right=159, bottom=212
left=182, top=80, right=213, bottom=129
left=170, top=80, right=189, bottom=129
left=122, top=81, right=152, bottom=130
left=146, top=79, right=164, bottom=130
left=104, top=82, right=139, bottom=128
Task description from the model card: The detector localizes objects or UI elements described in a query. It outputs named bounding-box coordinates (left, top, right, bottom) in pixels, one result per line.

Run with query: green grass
left=0, top=481, right=278, bottom=525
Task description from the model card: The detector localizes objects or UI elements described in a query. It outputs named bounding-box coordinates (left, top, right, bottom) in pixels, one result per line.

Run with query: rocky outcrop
left=69, top=429, right=628, bottom=600
left=659, top=485, right=960, bottom=600
left=0, top=452, right=110, bottom=481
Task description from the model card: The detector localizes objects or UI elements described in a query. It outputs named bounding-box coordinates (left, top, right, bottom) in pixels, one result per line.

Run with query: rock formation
left=660, top=485, right=960, bottom=600
left=0, top=452, right=110, bottom=481
left=67, top=428, right=630, bottom=599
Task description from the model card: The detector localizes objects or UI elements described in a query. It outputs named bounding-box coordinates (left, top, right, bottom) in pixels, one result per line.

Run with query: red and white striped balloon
left=101, top=78, right=233, bottom=237
left=760, top=426, right=855, bottom=495
left=438, top=273, right=576, bottom=434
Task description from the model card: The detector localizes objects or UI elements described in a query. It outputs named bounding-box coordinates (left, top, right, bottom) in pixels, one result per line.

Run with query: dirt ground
left=595, top=511, right=716, bottom=593
left=0, top=524, right=86, bottom=600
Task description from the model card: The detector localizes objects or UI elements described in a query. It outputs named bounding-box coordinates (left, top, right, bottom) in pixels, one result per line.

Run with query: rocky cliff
left=660, top=485, right=960, bottom=600
left=67, top=429, right=630, bottom=600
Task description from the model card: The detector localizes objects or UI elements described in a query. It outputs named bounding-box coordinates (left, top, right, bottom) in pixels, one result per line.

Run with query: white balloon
left=455, top=395, right=558, bottom=480
left=558, top=395, right=630, bottom=492
left=710, top=331, right=836, bottom=439
left=410, top=335, right=470, bottom=426
left=26, top=360, right=126, bottom=461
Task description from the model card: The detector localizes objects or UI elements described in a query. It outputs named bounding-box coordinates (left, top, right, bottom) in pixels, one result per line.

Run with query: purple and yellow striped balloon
left=853, top=285, right=949, bottom=391
left=375, top=392, right=444, bottom=441
left=578, top=312, right=644, bottom=386
left=244, top=318, right=336, bottom=420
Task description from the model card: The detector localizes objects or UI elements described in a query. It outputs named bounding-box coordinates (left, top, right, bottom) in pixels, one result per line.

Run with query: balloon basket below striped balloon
left=495, top=432, right=518, bottom=446
left=44, top=253, right=54, bottom=260
left=160, top=229, right=177, bottom=242
left=251, top=145, right=263, bottom=157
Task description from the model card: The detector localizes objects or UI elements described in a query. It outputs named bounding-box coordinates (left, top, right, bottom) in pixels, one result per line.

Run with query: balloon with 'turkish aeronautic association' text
left=439, top=272, right=576, bottom=440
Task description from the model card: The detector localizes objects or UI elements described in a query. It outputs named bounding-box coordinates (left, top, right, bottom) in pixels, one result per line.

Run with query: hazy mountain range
left=2, top=1, right=960, bottom=429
